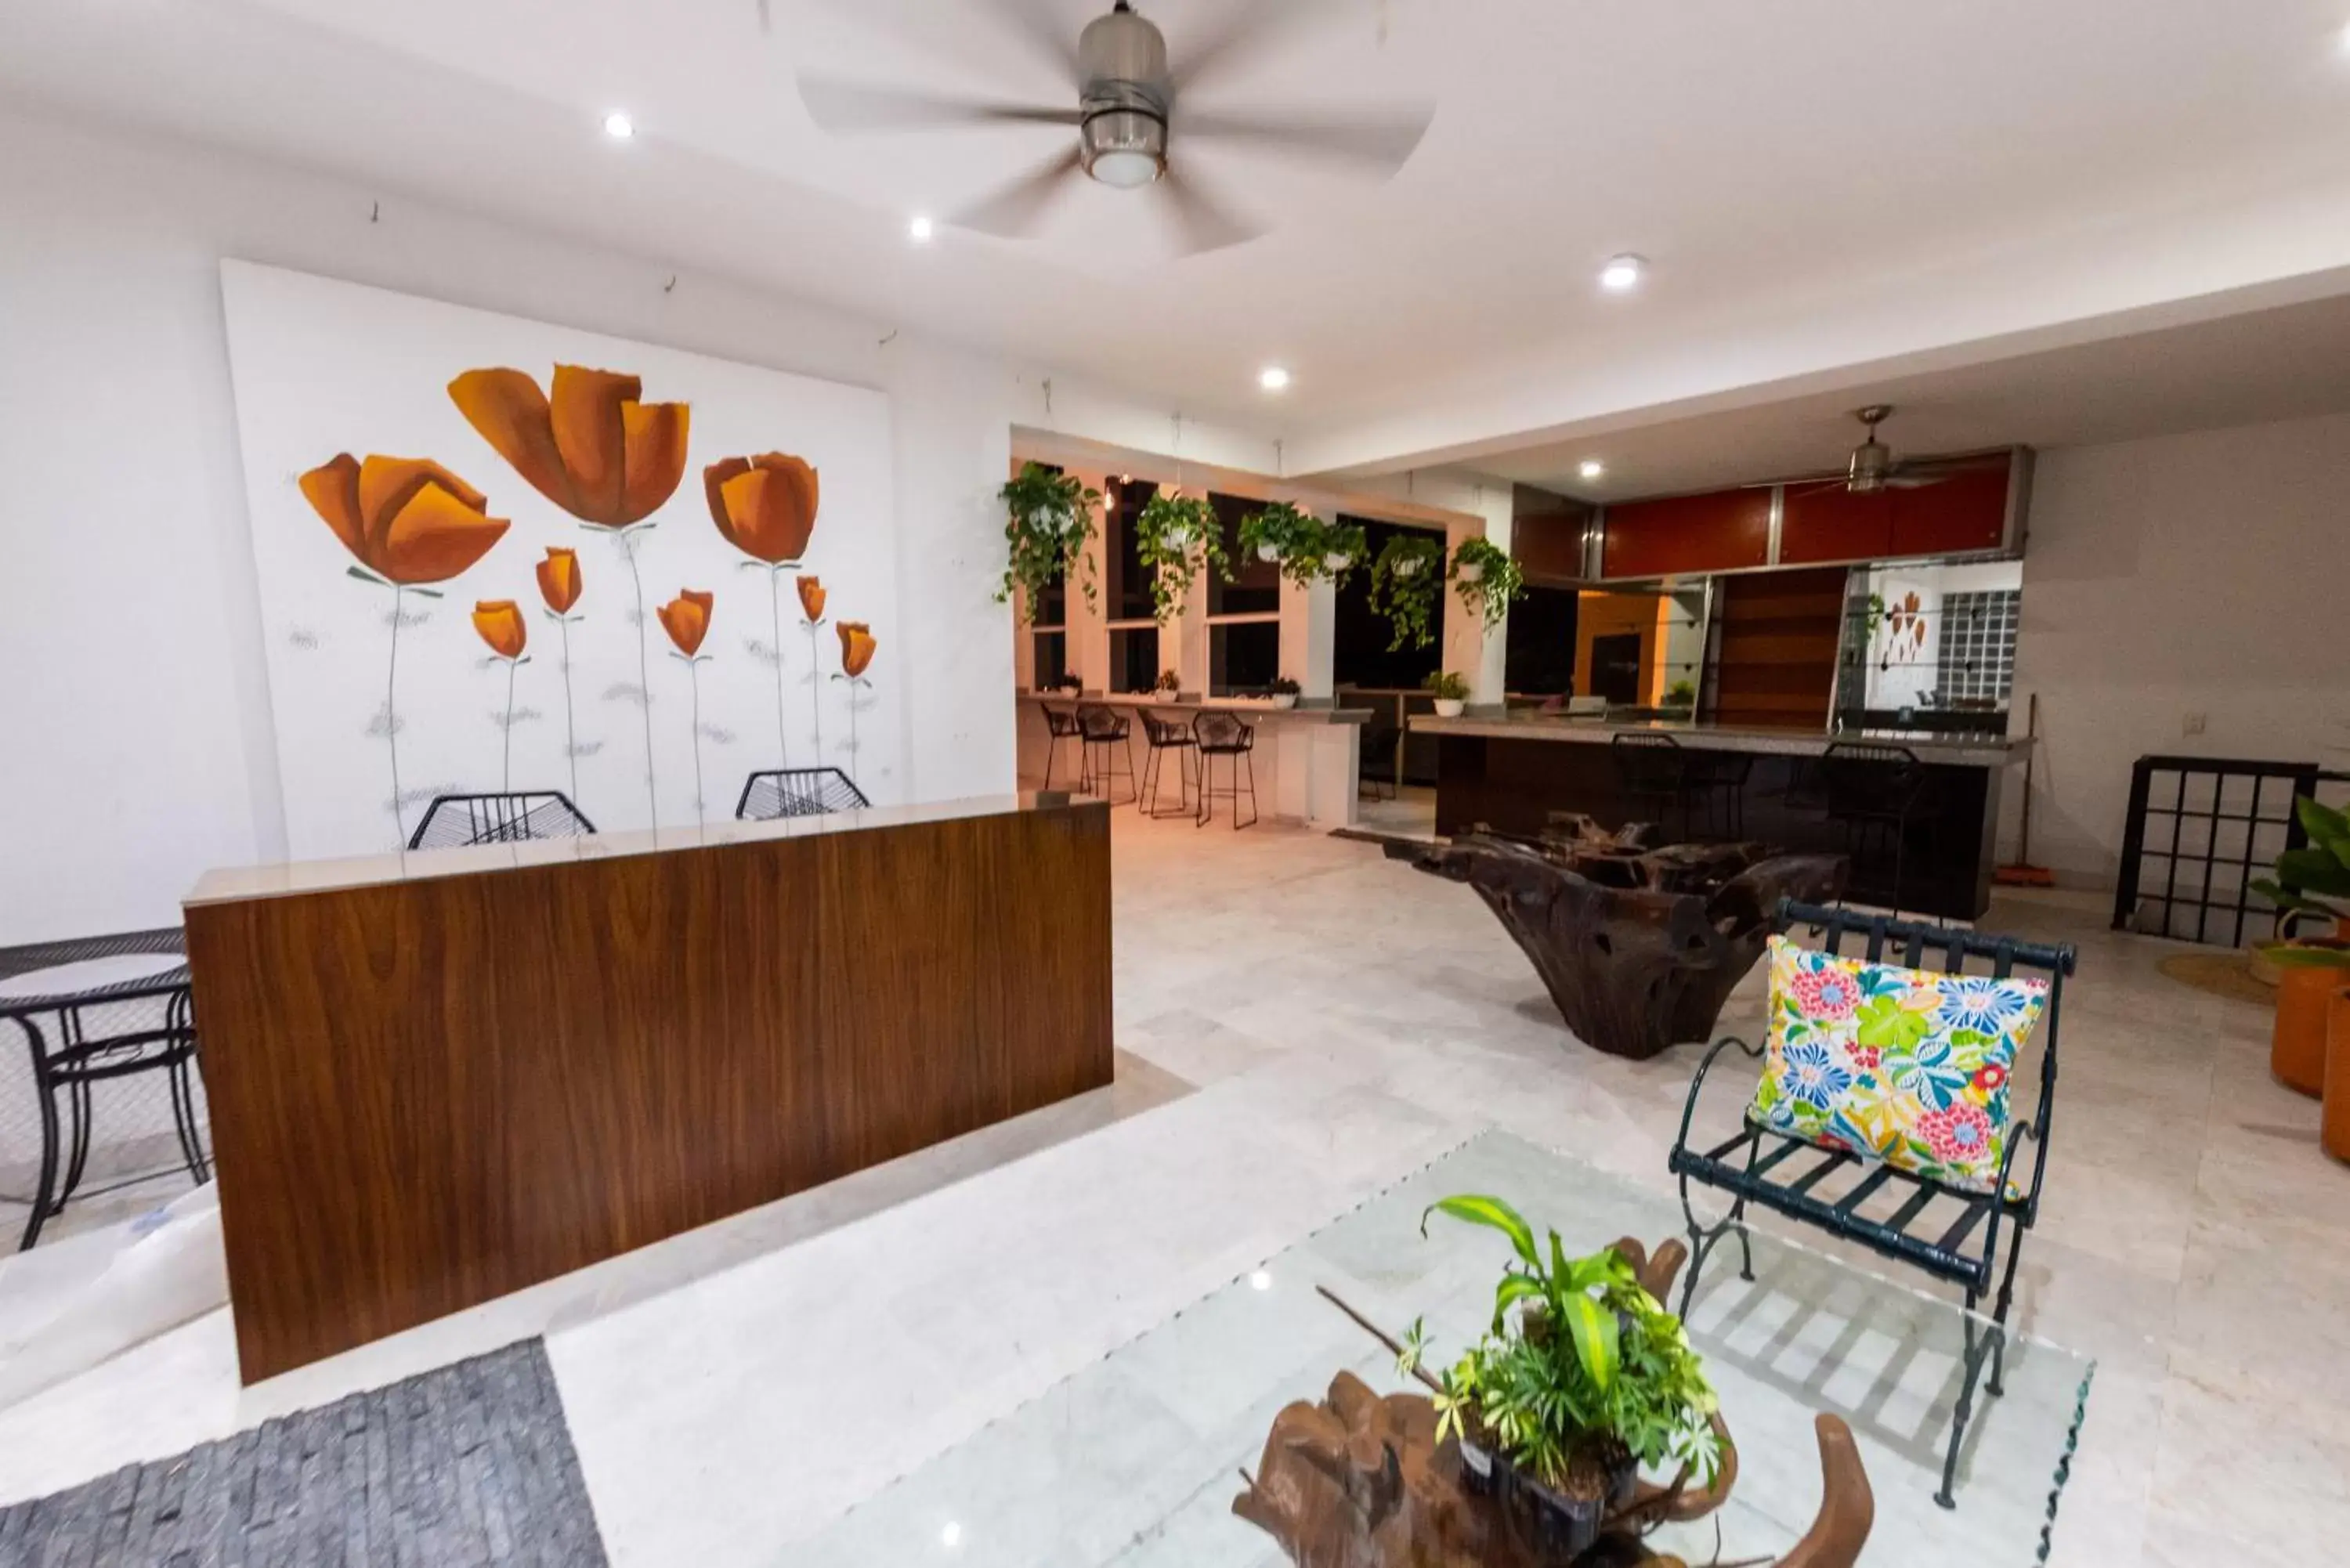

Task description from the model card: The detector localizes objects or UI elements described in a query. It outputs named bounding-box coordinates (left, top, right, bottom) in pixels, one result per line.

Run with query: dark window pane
left=1109, top=626, right=1159, bottom=693
left=1104, top=477, right=1159, bottom=623
left=1209, top=492, right=1280, bottom=616
left=1212, top=621, right=1281, bottom=695
left=1333, top=516, right=1444, bottom=690
left=1505, top=583, right=1578, bottom=695
left=1033, top=630, right=1067, bottom=688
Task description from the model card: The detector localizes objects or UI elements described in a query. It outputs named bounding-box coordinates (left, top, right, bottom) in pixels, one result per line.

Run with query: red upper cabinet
left=1779, top=486, right=1894, bottom=565
left=1600, top=489, right=1772, bottom=578
left=1781, top=453, right=2013, bottom=565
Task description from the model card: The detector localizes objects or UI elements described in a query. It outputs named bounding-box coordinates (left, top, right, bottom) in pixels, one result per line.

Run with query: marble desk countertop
left=1408, top=713, right=2030, bottom=768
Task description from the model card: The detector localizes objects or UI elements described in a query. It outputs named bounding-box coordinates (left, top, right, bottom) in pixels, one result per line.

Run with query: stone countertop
left=1018, top=692, right=1369, bottom=726
left=1407, top=713, right=2029, bottom=767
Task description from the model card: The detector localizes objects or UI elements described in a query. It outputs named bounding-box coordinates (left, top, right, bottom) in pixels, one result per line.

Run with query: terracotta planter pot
left=2271, top=942, right=2350, bottom=1096
left=2327, top=988, right=2350, bottom=1162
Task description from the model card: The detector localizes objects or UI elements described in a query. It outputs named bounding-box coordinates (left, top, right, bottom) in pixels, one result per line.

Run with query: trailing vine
left=1136, top=490, right=1228, bottom=624
left=996, top=462, right=1099, bottom=625
left=1371, top=533, right=1444, bottom=651
left=1448, top=535, right=1525, bottom=628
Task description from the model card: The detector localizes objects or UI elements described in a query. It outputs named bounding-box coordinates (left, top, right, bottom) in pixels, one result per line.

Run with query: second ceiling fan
left=796, top=0, right=1434, bottom=255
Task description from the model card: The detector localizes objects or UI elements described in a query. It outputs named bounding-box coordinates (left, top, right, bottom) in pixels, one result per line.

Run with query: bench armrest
left=1672, top=1035, right=1765, bottom=1154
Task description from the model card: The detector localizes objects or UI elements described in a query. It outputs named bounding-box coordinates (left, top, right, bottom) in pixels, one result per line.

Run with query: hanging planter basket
left=996, top=462, right=1100, bottom=625
left=1372, top=533, right=1445, bottom=651
left=1448, top=537, right=1525, bottom=628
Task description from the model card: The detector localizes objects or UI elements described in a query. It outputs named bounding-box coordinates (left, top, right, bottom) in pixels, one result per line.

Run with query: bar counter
left=1409, top=714, right=2027, bottom=919
left=1016, top=694, right=1366, bottom=826
left=186, top=793, right=1113, bottom=1382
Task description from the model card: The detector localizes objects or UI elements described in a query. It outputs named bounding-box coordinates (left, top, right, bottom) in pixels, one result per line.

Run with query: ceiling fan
left=1791, top=406, right=2009, bottom=497
left=795, top=0, right=1434, bottom=255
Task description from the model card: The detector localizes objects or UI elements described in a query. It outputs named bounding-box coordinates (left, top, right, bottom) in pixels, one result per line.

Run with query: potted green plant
left=1318, top=519, right=1367, bottom=582
left=1423, top=670, right=1471, bottom=718
left=1136, top=490, right=1228, bottom=624
left=2252, top=797, right=2350, bottom=1097
left=1042, top=670, right=1084, bottom=695
left=997, top=463, right=1099, bottom=625
left=1238, top=500, right=1316, bottom=567
left=1663, top=678, right=1697, bottom=713
left=1400, top=1195, right=1723, bottom=1559
left=1449, top=537, right=1525, bottom=628
left=1372, top=533, right=1445, bottom=650
left=1266, top=675, right=1302, bottom=710
left=1154, top=668, right=1182, bottom=696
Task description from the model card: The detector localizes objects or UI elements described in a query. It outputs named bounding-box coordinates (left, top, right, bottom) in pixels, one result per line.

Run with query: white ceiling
left=14, top=0, right=2350, bottom=479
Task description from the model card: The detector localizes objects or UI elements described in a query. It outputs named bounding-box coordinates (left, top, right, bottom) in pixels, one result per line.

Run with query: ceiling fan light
left=1081, top=100, right=1167, bottom=188
left=1090, top=148, right=1162, bottom=188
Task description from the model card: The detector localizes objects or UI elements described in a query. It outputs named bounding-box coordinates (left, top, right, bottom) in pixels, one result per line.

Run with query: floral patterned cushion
left=1746, top=936, right=2049, bottom=1194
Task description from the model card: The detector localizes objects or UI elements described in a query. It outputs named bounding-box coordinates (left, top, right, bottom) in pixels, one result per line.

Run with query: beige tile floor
left=0, top=806, right=2340, bottom=1564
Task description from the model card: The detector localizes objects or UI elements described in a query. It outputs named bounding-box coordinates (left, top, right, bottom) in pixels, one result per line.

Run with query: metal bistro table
left=801, top=1130, right=2094, bottom=1567
left=0, top=929, right=208, bottom=1249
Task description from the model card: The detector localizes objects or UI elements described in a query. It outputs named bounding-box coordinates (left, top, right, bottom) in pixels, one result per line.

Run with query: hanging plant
left=1318, top=519, right=1367, bottom=584
left=1136, top=490, right=1227, bottom=624
left=1237, top=500, right=1316, bottom=571
left=996, top=462, right=1100, bottom=624
left=1370, top=533, right=1444, bottom=651
left=1448, top=536, right=1525, bottom=628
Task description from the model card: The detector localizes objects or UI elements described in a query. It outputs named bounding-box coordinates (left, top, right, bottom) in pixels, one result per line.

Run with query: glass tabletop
left=800, top=1129, right=2092, bottom=1566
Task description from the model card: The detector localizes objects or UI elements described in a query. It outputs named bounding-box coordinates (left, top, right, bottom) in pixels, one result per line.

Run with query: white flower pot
left=1456, top=560, right=1485, bottom=583
left=1164, top=526, right=1192, bottom=549
left=1396, top=557, right=1424, bottom=579
left=1256, top=543, right=1282, bottom=562
left=1433, top=698, right=1467, bottom=718
left=1271, top=693, right=1298, bottom=709
left=1323, top=554, right=1352, bottom=573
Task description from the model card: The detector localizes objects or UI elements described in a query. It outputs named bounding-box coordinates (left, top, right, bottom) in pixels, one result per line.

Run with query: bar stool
left=1820, top=740, right=1930, bottom=914
left=1040, top=703, right=1085, bottom=791
left=1137, top=710, right=1198, bottom=818
left=1193, top=710, right=1259, bottom=829
left=1611, top=732, right=1691, bottom=840
left=1076, top=703, right=1137, bottom=804
left=1686, top=751, right=1755, bottom=838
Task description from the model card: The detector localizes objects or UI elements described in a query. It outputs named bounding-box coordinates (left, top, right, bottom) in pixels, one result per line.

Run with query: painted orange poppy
left=659, top=589, right=714, bottom=657
left=537, top=547, right=583, bottom=614
left=837, top=620, right=876, bottom=678
left=448, top=365, right=689, bottom=529
left=797, top=574, right=827, bottom=623
left=298, top=453, right=509, bottom=584
left=472, top=600, right=527, bottom=659
left=705, top=453, right=819, bottom=564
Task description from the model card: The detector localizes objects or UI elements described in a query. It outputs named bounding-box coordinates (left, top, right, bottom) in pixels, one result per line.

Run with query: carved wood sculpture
left=1387, top=816, right=1846, bottom=1060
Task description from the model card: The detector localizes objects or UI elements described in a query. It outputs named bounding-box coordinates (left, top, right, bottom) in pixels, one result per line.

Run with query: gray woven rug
left=0, top=1339, right=607, bottom=1566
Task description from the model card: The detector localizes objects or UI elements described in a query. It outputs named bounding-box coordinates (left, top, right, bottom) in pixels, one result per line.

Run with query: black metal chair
left=0, top=929, right=208, bottom=1251
left=1193, top=710, right=1259, bottom=829
left=1039, top=703, right=1086, bottom=792
left=1137, top=710, right=1198, bottom=819
left=1611, top=732, right=1691, bottom=839
left=1819, top=742, right=1930, bottom=912
left=407, top=792, right=595, bottom=850
left=736, top=766, right=870, bottom=820
left=1076, top=703, right=1137, bottom=804
left=1685, top=750, right=1756, bottom=838
left=1667, top=899, right=2077, bottom=1509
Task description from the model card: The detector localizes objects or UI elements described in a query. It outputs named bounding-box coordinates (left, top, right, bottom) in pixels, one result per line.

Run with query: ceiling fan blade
left=949, top=145, right=1086, bottom=238
left=1785, top=479, right=1851, bottom=500
left=1180, top=105, right=1434, bottom=174
left=1154, top=164, right=1260, bottom=255
left=972, top=0, right=1083, bottom=84
left=1169, top=0, right=1354, bottom=96
left=797, top=76, right=1082, bottom=133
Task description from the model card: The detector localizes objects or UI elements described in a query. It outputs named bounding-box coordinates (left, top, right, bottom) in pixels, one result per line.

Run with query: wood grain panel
left=185, top=800, right=1114, bottom=1383
left=1707, top=567, right=1850, bottom=731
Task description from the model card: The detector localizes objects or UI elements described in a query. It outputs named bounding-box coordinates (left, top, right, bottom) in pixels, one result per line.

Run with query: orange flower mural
left=449, top=366, right=689, bottom=529
left=796, top=575, right=826, bottom=622
left=300, top=453, right=509, bottom=585
left=298, top=452, right=508, bottom=845
left=705, top=453, right=819, bottom=565
left=658, top=589, right=714, bottom=657
left=658, top=589, right=717, bottom=821
left=537, top=547, right=583, bottom=615
left=831, top=620, right=879, bottom=789
left=472, top=600, right=526, bottom=660
left=796, top=574, right=830, bottom=761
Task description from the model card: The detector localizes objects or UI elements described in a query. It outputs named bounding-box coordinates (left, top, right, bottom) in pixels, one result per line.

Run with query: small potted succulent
left=1266, top=676, right=1302, bottom=710
left=1449, top=537, right=1526, bottom=628
left=1042, top=670, right=1084, bottom=696
left=1424, top=670, right=1471, bottom=718
left=1154, top=668, right=1183, bottom=697
left=1400, top=1195, right=1723, bottom=1560
left=997, top=462, right=1099, bottom=624
left=1372, top=533, right=1446, bottom=651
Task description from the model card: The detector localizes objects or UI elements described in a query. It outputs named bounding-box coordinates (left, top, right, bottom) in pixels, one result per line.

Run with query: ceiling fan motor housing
left=1079, top=2, right=1170, bottom=186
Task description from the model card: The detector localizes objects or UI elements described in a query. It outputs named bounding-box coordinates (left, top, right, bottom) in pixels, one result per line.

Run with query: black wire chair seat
left=1666, top=898, right=2077, bottom=1510
left=407, top=792, right=596, bottom=851
left=735, top=766, right=871, bottom=821
left=0, top=927, right=207, bottom=1250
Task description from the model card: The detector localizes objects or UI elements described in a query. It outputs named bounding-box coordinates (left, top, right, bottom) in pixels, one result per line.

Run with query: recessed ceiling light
left=1259, top=366, right=1292, bottom=392
left=909, top=215, right=935, bottom=244
left=1599, top=254, right=1646, bottom=291
left=1578, top=460, right=1605, bottom=480
left=1250, top=1269, right=1273, bottom=1291
left=602, top=111, right=635, bottom=141
left=940, top=1521, right=962, bottom=1548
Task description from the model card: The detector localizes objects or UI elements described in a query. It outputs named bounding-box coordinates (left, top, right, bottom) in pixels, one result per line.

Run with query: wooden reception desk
left=184, top=793, right=1112, bottom=1383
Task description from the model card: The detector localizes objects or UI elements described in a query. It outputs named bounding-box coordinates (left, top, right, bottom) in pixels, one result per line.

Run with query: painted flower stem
left=768, top=568, right=790, bottom=770
left=621, top=530, right=658, bottom=826
left=558, top=616, right=579, bottom=807
left=385, top=585, right=406, bottom=845
left=689, top=659, right=707, bottom=825
left=805, top=620, right=824, bottom=764
left=501, top=656, right=518, bottom=794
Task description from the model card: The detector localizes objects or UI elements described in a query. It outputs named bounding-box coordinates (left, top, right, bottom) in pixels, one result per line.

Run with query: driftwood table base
left=1390, top=817, right=1845, bottom=1060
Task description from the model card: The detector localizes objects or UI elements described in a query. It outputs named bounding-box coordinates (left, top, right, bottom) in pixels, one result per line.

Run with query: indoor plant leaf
left=1423, top=1194, right=1540, bottom=1268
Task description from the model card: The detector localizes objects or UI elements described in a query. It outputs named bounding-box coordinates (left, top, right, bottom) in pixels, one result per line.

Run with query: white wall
left=0, top=108, right=1050, bottom=942
left=2008, top=411, right=2350, bottom=888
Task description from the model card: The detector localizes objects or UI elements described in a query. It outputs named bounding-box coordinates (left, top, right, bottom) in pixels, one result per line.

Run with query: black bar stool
left=1076, top=703, right=1137, bottom=804
left=1040, top=703, right=1084, bottom=791
left=1685, top=751, right=1755, bottom=838
left=1137, top=710, right=1198, bottom=818
left=1193, top=710, right=1259, bottom=829
left=1611, top=732, right=1691, bottom=840
left=1820, top=740, right=1930, bottom=913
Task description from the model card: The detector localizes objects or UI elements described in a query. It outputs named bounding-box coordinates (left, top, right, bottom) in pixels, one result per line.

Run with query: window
left=1937, top=590, right=2020, bottom=705
left=1333, top=518, right=1445, bottom=691
left=1032, top=630, right=1068, bottom=689
left=1210, top=621, right=1281, bottom=695
left=1108, top=626, right=1160, bottom=694
left=1208, top=492, right=1280, bottom=616
left=1103, top=476, right=1159, bottom=623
